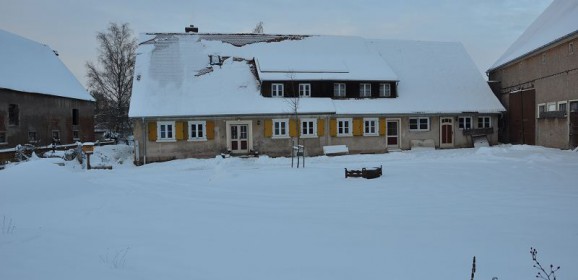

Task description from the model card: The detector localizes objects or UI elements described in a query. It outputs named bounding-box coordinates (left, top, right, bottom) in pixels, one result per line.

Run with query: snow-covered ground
left=1, top=145, right=577, bottom=280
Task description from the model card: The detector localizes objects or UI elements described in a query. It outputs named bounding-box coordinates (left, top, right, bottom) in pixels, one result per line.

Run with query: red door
left=440, top=118, right=453, bottom=147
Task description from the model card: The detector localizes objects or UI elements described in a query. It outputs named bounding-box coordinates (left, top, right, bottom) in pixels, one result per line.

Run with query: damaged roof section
left=198, top=34, right=309, bottom=47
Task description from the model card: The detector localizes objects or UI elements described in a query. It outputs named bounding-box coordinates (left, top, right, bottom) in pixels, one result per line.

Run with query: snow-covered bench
left=323, top=145, right=349, bottom=156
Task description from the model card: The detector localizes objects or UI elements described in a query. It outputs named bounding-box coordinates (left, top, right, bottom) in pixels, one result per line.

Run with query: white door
left=227, top=121, right=252, bottom=154
left=386, top=119, right=400, bottom=149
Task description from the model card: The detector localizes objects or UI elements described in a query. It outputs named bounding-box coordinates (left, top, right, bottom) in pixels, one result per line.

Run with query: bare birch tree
left=86, top=22, right=137, bottom=136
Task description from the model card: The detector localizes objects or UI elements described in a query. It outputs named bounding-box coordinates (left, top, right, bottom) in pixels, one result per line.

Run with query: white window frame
left=458, top=116, right=473, bottom=130
left=188, top=121, right=207, bottom=141
left=477, top=116, right=491, bottom=128
left=334, top=83, right=346, bottom=97
left=337, top=118, right=353, bottom=137
left=379, top=83, right=391, bottom=97
left=271, top=83, right=284, bottom=97
left=570, top=42, right=575, bottom=55
left=363, top=118, right=379, bottom=136
left=272, top=119, right=289, bottom=138
left=359, top=83, right=371, bottom=97
left=547, top=102, right=557, bottom=112
left=157, top=121, right=176, bottom=142
left=409, top=117, right=429, bottom=131
left=299, top=83, right=311, bottom=97
left=558, top=101, right=567, bottom=114
left=300, top=118, right=317, bottom=138
left=538, top=103, right=546, bottom=118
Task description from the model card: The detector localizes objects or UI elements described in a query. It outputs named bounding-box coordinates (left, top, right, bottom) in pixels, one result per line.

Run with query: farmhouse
left=488, top=0, right=578, bottom=149
left=0, top=29, right=95, bottom=150
left=129, top=30, right=504, bottom=163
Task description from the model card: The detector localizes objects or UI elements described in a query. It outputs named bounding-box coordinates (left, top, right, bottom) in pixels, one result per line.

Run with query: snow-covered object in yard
left=0, top=29, right=92, bottom=101
left=490, top=0, right=578, bottom=70
left=130, top=33, right=504, bottom=118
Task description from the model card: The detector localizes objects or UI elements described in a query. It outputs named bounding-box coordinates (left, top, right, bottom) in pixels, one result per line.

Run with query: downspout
left=142, top=117, right=147, bottom=165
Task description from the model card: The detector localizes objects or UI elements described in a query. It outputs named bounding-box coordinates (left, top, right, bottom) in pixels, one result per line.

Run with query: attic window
left=379, top=83, right=391, bottom=97
left=209, top=55, right=222, bottom=66
left=570, top=42, right=575, bottom=55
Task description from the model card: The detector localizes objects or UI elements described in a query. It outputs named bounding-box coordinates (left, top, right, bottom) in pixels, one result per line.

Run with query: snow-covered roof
left=490, top=0, right=578, bottom=71
left=0, top=29, right=93, bottom=101
left=349, top=40, right=506, bottom=115
left=130, top=33, right=504, bottom=118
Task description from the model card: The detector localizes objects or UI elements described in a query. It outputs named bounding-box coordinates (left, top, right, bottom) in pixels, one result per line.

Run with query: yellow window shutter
left=353, top=118, right=363, bottom=136
left=206, top=120, right=215, bottom=140
left=317, top=118, right=325, bottom=136
left=379, top=118, right=386, bottom=136
left=148, top=121, right=157, bottom=141
left=289, top=118, right=298, bottom=137
left=264, top=119, right=272, bottom=137
left=330, top=118, right=337, bottom=137
left=175, top=121, right=185, bottom=140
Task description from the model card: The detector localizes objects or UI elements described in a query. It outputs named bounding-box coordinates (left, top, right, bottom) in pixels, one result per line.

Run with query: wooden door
left=230, top=124, right=249, bottom=153
left=508, top=89, right=535, bottom=145
left=440, top=117, right=453, bottom=147
left=386, top=120, right=400, bottom=148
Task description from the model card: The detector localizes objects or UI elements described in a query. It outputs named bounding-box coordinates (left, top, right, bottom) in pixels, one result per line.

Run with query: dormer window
left=379, top=83, right=391, bottom=97
left=299, top=83, right=311, bottom=97
left=359, top=83, right=371, bottom=97
left=334, top=83, right=346, bottom=97
left=272, top=83, right=284, bottom=97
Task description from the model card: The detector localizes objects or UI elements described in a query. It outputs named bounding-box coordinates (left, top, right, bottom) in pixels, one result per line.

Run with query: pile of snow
left=1, top=145, right=577, bottom=280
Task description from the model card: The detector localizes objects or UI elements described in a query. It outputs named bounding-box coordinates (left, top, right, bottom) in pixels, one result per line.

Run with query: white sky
left=0, top=0, right=552, bottom=87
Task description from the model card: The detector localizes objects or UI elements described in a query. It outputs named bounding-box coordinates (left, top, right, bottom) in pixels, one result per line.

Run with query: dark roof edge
left=0, top=87, right=95, bottom=102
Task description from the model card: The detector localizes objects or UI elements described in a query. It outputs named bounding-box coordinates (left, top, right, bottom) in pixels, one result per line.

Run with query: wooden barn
left=488, top=0, right=578, bottom=149
left=0, top=29, right=95, bottom=155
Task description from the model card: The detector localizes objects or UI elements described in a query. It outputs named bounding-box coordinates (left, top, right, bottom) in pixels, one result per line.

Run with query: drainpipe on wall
left=142, top=117, right=147, bottom=165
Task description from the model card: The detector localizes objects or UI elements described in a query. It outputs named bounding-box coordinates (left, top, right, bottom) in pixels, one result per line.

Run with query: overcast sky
left=1, top=0, right=552, bottom=87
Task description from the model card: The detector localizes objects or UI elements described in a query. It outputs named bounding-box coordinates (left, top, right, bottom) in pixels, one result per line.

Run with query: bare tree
left=86, top=22, right=137, bottom=137
left=285, top=72, right=304, bottom=167
left=252, top=21, right=264, bottom=34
